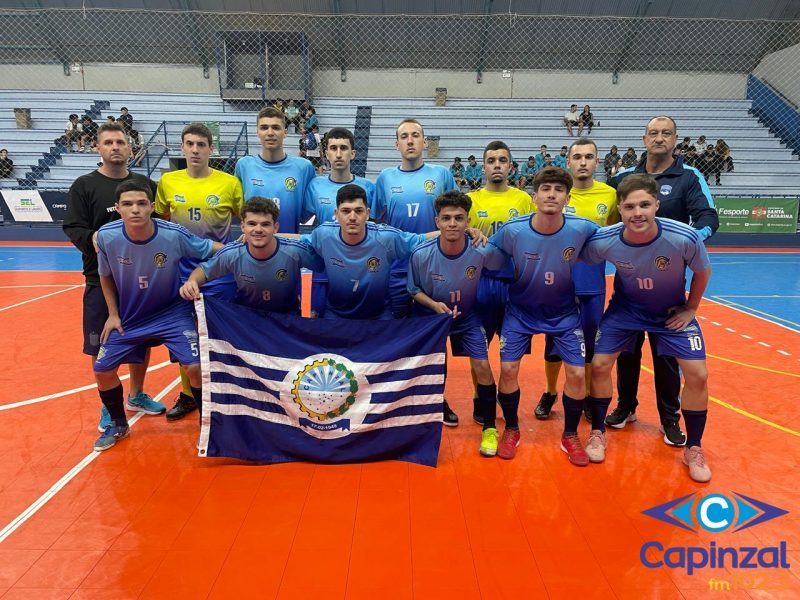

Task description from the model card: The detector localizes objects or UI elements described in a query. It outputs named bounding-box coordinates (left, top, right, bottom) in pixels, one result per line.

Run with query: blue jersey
left=234, top=154, right=315, bottom=233
left=302, top=175, right=377, bottom=225
left=490, top=214, right=598, bottom=332
left=374, top=164, right=456, bottom=234
left=407, top=236, right=507, bottom=327
left=200, top=239, right=322, bottom=313
left=464, top=163, right=483, bottom=181
left=580, top=218, right=711, bottom=326
left=97, top=219, right=214, bottom=326
left=553, top=154, right=568, bottom=169
left=304, top=222, right=426, bottom=319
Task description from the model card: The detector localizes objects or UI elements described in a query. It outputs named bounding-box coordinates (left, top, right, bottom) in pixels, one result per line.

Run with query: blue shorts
left=544, top=292, right=605, bottom=362
left=311, top=278, right=328, bottom=318
left=500, top=310, right=585, bottom=365
left=449, top=320, right=489, bottom=360
left=389, top=270, right=412, bottom=318
left=93, top=305, right=200, bottom=372
left=476, top=275, right=509, bottom=342
left=594, top=308, right=707, bottom=360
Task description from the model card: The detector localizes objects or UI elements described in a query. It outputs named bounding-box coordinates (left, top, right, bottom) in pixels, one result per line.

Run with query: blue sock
left=682, top=409, right=707, bottom=448
left=477, top=383, right=497, bottom=430
left=562, top=393, right=584, bottom=436
left=497, top=389, right=520, bottom=430
left=588, top=395, right=612, bottom=432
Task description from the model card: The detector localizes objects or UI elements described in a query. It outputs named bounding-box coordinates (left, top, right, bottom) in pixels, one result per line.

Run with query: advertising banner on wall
left=0, top=190, right=53, bottom=222
left=715, top=197, right=799, bottom=233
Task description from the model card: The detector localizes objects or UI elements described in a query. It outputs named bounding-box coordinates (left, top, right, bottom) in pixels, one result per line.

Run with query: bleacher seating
left=1, top=91, right=798, bottom=196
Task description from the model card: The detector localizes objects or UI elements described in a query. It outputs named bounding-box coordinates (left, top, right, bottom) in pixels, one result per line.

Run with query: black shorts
left=83, top=284, right=108, bottom=356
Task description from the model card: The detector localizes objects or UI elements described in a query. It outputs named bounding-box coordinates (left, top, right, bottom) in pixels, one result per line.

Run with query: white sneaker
left=683, top=446, right=712, bottom=482
left=586, top=429, right=607, bottom=463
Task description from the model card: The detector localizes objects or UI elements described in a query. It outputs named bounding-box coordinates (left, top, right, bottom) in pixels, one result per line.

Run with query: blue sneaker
left=94, top=420, right=130, bottom=451
left=126, top=391, right=166, bottom=415
left=98, top=405, right=112, bottom=433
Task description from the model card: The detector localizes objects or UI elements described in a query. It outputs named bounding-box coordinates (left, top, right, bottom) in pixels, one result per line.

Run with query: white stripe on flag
left=210, top=361, right=284, bottom=393
left=209, top=381, right=282, bottom=406
left=368, top=374, right=445, bottom=393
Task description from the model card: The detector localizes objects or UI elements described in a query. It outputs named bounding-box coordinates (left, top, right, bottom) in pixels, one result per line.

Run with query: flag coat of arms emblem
left=195, top=296, right=450, bottom=466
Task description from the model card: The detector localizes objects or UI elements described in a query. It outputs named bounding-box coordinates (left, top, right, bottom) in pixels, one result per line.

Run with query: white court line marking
left=778, top=350, right=791, bottom=356
left=711, top=261, right=799, bottom=265
left=0, top=284, right=80, bottom=289
left=714, top=295, right=800, bottom=298
left=707, top=297, right=800, bottom=334
left=0, top=377, right=180, bottom=545
left=698, top=315, right=707, bottom=320
left=725, top=327, right=736, bottom=333
left=741, top=334, right=752, bottom=340
left=0, top=284, right=83, bottom=312
left=759, top=341, right=771, bottom=347
left=0, top=360, right=173, bottom=411
left=711, top=321, right=721, bottom=326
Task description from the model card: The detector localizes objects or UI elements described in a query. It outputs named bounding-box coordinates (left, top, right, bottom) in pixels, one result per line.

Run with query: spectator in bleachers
left=129, top=128, right=144, bottom=157
left=519, top=156, right=536, bottom=188
left=118, top=107, right=133, bottom=134
left=450, top=156, right=466, bottom=188
left=698, top=144, right=722, bottom=185
left=464, top=154, right=483, bottom=190
left=303, top=107, right=319, bottom=131
left=577, top=104, right=594, bottom=135
left=621, top=147, right=638, bottom=169
left=563, top=104, right=579, bottom=136
left=716, top=139, right=734, bottom=173
left=683, top=146, right=698, bottom=168
left=553, top=145, right=568, bottom=169
left=603, top=145, right=621, bottom=179
left=106, top=116, right=116, bottom=124
left=303, top=125, right=323, bottom=175
left=543, top=154, right=553, bottom=167
left=694, top=135, right=707, bottom=151
left=675, top=136, right=692, bottom=155
left=534, top=145, right=548, bottom=171
left=507, top=161, right=523, bottom=188
left=285, top=99, right=301, bottom=133
left=64, top=113, right=83, bottom=152
left=273, top=98, right=285, bottom=112
left=0, top=149, right=12, bottom=178
left=80, top=116, right=99, bottom=152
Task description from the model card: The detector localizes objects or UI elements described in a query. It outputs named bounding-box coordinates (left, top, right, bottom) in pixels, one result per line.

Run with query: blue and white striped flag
left=195, top=296, right=450, bottom=466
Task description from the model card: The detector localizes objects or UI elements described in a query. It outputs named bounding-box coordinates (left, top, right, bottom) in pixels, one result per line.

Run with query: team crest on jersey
left=276, top=269, right=288, bottom=281
left=117, top=256, right=133, bottom=266
left=524, top=252, right=541, bottom=261
left=465, top=266, right=477, bottom=280
left=251, top=178, right=264, bottom=187
left=367, top=257, right=380, bottom=272
left=615, top=260, right=635, bottom=270
left=508, top=208, right=519, bottom=219
left=562, top=247, right=576, bottom=262
left=597, top=203, right=608, bottom=216
left=174, top=194, right=186, bottom=203
left=284, top=177, right=297, bottom=191
left=655, top=256, right=671, bottom=271
left=423, top=180, right=436, bottom=194
left=153, top=252, right=167, bottom=268
left=660, top=185, right=672, bottom=196
left=477, top=210, right=489, bottom=218
left=205, top=194, right=220, bottom=207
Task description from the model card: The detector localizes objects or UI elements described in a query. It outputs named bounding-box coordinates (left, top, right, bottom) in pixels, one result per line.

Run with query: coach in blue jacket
left=606, top=115, right=718, bottom=446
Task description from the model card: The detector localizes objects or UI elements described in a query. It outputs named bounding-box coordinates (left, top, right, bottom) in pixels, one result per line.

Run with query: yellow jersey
left=566, top=180, right=617, bottom=227
left=468, top=187, right=534, bottom=236
left=155, top=168, right=244, bottom=242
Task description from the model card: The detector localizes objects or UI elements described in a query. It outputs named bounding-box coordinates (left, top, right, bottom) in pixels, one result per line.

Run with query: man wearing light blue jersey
left=408, top=190, right=508, bottom=452
left=302, top=127, right=376, bottom=317
left=464, top=155, right=483, bottom=190
left=374, top=118, right=457, bottom=317
left=234, top=106, right=315, bottom=234
left=607, top=115, right=718, bottom=447
left=180, top=197, right=323, bottom=313
left=490, top=167, right=598, bottom=465
left=92, top=180, right=221, bottom=452
left=581, top=174, right=713, bottom=482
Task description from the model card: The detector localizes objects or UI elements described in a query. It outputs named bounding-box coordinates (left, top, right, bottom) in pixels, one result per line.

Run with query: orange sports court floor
left=0, top=242, right=798, bottom=599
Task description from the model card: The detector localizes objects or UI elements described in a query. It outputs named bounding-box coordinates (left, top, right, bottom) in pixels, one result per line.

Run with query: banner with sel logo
left=195, top=296, right=450, bottom=466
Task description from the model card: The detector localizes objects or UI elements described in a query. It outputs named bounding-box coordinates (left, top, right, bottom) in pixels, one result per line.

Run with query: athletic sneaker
left=585, top=429, right=607, bottom=463
left=683, top=446, right=712, bottom=482
left=560, top=434, right=590, bottom=467
left=605, top=406, right=638, bottom=429
left=660, top=422, right=687, bottom=447
left=479, top=428, right=499, bottom=457
left=166, top=393, right=197, bottom=421
left=443, top=400, right=459, bottom=427
left=98, top=405, right=111, bottom=433
left=534, top=392, right=557, bottom=420
left=126, top=392, right=166, bottom=415
left=472, top=397, right=483, bottom=425
left=94, top=421, right=130, bottom=452
left=497, top=428, right=521, bottom=460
